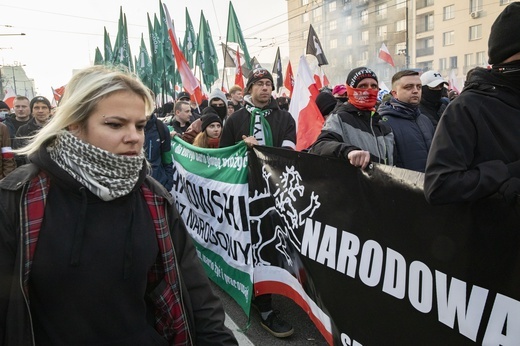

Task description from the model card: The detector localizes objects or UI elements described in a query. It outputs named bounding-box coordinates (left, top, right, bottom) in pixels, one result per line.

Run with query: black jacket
left=379, top=98, right=434, bottom=172
left=0, top=151, right=237, bottom=345
left=424, top=67, right=520, bottom=204
left=219, top=96, right=296, bottom=149
left=310, top=102, right=395, bottom=166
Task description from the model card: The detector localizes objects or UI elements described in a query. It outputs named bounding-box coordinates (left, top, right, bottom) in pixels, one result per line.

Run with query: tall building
left=286, top=0, right=518, bottom=87
left=0, top=64, right=36, bottom=100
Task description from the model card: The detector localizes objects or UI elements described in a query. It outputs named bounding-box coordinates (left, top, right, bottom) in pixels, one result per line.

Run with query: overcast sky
left=0, top=0, right=289, bottom=99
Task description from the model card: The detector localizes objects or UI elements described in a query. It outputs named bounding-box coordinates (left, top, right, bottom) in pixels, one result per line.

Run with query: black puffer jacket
left=379, top=98, right=434, bottom=172
left=424, top=67, right=520, bottom=204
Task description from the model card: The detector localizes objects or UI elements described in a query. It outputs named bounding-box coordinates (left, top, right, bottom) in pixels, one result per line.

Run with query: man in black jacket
left=13, top=96, right=51, bottom=166
left=220, top=68, right=295, bottom=338
left=424, top=2, right=520, bottom=205
left=379, top=70, right=434, bottom=172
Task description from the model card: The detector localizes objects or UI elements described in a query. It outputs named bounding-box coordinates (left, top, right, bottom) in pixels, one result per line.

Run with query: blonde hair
left=192, top=130, right=211, bottom=148
left=17, top=65, right=154, bottom=156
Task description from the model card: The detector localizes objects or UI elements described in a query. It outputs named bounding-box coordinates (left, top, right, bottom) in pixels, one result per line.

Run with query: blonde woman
left=0, top=66, right=237, bottom=346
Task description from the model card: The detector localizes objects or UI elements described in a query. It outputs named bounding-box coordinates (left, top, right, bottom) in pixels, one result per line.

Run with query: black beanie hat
left=0, top=101, right=9, bottom=111
left=346, top=67, right=378, bottom=88
left=30, top=96, right=51, bottom=111
left=488, top=2, right=520, bottom=64
left=246, top=68, right=274, bottom=93
left=315, top=92, right=337, bottom=117
left=200, top=109, right=222, bottom=132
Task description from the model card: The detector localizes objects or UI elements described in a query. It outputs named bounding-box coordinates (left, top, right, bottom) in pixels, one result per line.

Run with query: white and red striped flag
left=288, top=55, right=323, bottom=151
left=378, top=43, right=395, bottom=67
left=162, top=3, right=203, bottom=104
left=2, top=87, right=16, bottom=109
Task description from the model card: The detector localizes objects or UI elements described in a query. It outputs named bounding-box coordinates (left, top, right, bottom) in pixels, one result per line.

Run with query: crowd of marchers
left=0, top=2, right=519, bottom=344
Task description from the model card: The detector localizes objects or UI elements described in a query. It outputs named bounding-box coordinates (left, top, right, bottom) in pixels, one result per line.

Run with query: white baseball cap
left=420, top=70, right=447, bottom=88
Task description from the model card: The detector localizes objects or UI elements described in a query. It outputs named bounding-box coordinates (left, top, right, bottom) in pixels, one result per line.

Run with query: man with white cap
left=419, top=70, right=449, bottom=128
left=424, top=2, right=520, bottom=205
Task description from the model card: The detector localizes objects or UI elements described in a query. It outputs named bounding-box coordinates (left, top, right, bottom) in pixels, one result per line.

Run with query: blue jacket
left=144, top=115, right=174, bottom=192
left=379, top=98, right=434, bottom=172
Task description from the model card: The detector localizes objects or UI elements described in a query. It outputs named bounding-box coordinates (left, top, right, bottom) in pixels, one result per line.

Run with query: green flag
left=205, top=19, right=219, bottom=86
left=103, top=27, right=113, bottom=64
left=147, top=13, right=161, bottom=96
left=183, top=8, right=197, bottom=69
left=159, top=0, right=175, bottom=97
left=136, top=34, right=152, bottom=89
left=94, top=47, right=104, bottom=65
left=226, top=2, right=251, bottom=69
left=112, top=8, right=132, bottom=71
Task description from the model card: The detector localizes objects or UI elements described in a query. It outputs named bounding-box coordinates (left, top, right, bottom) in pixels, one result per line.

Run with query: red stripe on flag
left=255, top=280, right=333, bottom=345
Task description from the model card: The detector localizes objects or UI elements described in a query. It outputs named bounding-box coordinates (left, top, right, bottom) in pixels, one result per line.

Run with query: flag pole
left=221, top=41, right=229, bottom=89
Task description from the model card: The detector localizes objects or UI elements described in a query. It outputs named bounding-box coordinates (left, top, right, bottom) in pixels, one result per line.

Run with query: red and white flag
left=1, top=146, right=14, bottom=160
left=378, top=43, right=395, bottom=67
left=2, top=87, right=16, bottom=109
left=313, top=67, right=330, bottom=90
left=163, top=3, right=203, bottom=104
left=52, top=85, right=66, bottom=102
left=234, top=46, right=244, bottom=89
left=288, top=55, right=323, bottom=151
left=284, top=61, right=294, bottom=97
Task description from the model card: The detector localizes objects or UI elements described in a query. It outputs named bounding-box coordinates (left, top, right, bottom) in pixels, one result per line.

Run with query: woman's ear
left=68, top=123, right=81, bottom=135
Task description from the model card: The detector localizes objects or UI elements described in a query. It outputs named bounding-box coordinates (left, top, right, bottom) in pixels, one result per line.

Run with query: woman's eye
left=106, top=122, right=122, bottom=129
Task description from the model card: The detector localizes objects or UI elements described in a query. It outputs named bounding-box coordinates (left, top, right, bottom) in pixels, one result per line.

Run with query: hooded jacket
left=0, top=147, right=237, bottom=345
left=424, top=67, right=520, bottom=204
left=310, top=102, right=395, bottom=166
left=379, top=98, right=434, bottom=172
left=219, top=95, right=296, bottom=148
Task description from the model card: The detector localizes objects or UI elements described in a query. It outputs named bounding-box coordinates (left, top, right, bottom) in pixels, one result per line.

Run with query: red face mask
left=346, top=85, right=378, bottom=110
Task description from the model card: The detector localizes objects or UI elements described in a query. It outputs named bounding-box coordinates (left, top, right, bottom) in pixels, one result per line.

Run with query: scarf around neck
left=246, top=104, right=273, bottom=147
left=49, top=131, right=145, bottom=201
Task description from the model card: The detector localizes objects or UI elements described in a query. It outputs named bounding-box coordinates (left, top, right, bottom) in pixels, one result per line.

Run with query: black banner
left=248, top=146, right=520, bottom=346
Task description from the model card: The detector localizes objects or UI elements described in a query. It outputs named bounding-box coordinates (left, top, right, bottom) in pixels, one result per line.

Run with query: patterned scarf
left=49, top=131, right=145, bottom=201
left=246, top=105, right=273, bottom=147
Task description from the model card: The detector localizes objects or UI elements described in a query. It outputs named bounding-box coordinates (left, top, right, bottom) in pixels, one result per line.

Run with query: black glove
left=499, top=178, right=520, bottom=205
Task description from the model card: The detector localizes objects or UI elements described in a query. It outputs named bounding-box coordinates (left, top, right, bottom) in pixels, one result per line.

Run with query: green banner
left=170, top=137, right=253, bottom=314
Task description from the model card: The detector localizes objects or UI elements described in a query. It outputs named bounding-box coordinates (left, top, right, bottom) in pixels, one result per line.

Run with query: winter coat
left=144, top=115, right=174, bottom=192
left=0, top=152, right=237, bottom=345
left=424, top=67, right=520, bottom=204
left=379, top=98, right=434, bottom=172
left=13, top=118, right=45, bottom=167
left=310, top=102, right=395, bottom=166
left=219, top=96, right=296, bottom=149
left=0, top=122, right=15, bottom=178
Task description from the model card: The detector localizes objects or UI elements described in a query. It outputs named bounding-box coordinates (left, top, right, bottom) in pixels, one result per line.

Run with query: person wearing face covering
left=181, top=88, right=228, bottom=144
left=424, top=2, right=520, bottom=206
left=0, top=66, right=238, bottom=346
left=418, top=70, right=449, bottom=128
left=310, top=67, right=395, bottom=170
